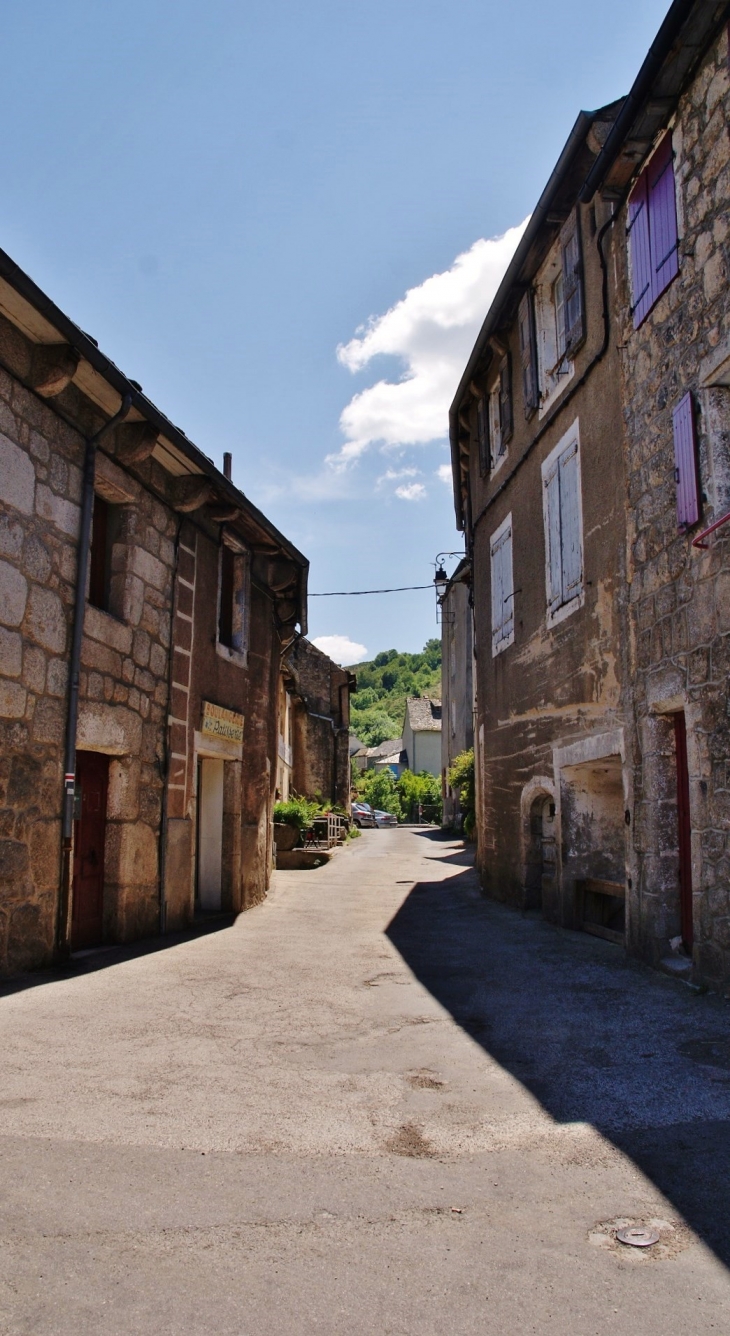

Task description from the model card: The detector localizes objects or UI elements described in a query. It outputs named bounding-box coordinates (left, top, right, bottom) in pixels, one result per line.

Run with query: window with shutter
left=490, top=515, right=514, bottom=655
left=672, top=391, right=700, bottom=528
left=628, top=132, right=679, bottom=328
left=518, top=291, right=538, bottom=417
left=477, top=394, right=490, bottom=476
left=541, top=422, right=584, bottom=623
left=218, top=537, right=251, bottom=662
left=559, top=211, right=585, bottom=354
left=498, top=355, right=513, bottom=448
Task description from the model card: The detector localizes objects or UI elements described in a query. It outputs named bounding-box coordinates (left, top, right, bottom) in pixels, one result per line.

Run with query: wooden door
left=197, top=758, right=224, bottom=912
left=71, top=751, right=109, bottom=950
left=674, top=712, right=693, bottom=951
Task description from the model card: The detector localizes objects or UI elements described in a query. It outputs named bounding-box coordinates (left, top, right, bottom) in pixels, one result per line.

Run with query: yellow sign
left=201, top=701, right=244, bottom=743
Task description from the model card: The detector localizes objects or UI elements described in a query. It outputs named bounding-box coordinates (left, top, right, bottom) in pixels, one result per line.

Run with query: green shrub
left=273, top=795, right=323, bottom=831
left=447, top=748, right=475, bottom=836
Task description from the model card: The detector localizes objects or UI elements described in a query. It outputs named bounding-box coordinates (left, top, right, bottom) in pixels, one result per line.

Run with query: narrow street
left=1, top=828, right=729, bottom=1335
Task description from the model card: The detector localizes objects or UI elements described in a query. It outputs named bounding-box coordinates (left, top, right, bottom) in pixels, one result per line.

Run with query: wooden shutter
left=491, top=523, right=513, bottom=651
left=560, top=211, right=585, bottom=353
left=491, top=530, right=504, bottom=650
left=628, top=172, right=652, bottom=327
left=558, top=443, right=582, bottom=601
left=544, top=463, right=563, bottom=613
left=477, top=395, right=490, bottom=476
left=518, top=291, right=538, bottom=415
left=647, top=133, right=679, bottom=299
left=672, top=391, right=700, bottom=528
left=498, top=355, right=513, bottom=447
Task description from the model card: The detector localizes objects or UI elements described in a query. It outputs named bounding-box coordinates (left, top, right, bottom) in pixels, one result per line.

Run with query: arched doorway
left=524, top=793, right=556, bottom=911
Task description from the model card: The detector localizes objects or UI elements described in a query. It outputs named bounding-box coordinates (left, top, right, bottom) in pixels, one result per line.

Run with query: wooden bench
left=575, top=878, right=625, bottom=945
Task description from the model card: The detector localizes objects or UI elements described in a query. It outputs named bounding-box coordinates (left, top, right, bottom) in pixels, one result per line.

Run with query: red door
left=71, top=752, right=109, bottom=950
left=673, top=713, right=693, bottom=951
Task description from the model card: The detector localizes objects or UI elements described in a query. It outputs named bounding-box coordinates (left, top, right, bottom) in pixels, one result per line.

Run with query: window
left=535, top=211, right=584, bottom=415
left=477, top=394, right=490, bottom=476
left=554, top=271, right=566, bottom=359
left=490, top=513, right=514, bottom=655
left=518, top=291, right=539, bottom=417
left=88, top=493, right=122, bottom=613
left=217, top=534, right=250, bottom=662
left=672, top=392, right=700, bottom=529
left=559, top=211, right=585, bottom=354
left=541, top=423, right=583, bottom=624
left=486, top=355, right=513, bottom=474
left=628, top=132, right=679, bottom=328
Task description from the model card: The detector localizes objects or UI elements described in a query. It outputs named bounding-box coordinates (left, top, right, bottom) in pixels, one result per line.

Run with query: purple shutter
left=672, top=391, right=700, bottom=528
left=648, top=132, right=679, bottom=300
left=628, top=172, right=652, bottom=327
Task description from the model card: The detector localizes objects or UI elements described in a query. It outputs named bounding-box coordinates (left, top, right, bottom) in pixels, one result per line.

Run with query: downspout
left=56, top=394, right=133, bottom=958
left=470, top=203, right=620, bottom=539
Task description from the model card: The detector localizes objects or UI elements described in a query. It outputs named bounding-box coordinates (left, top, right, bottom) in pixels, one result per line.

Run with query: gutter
left=56, top=394, right=133, bottom=958
left=0, top=247, right=309, bottom=628
left=449, top=111, right=594, bottom=528
left=579, top=0, right=727, bottom=203
left=469, top=203, right=620, bottom=543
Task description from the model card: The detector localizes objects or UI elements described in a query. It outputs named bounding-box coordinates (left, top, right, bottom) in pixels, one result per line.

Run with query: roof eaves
left=580, top=0, right=730, bottom=202
left=448, top=109, right=598, bottom=529
left=0, top=247, right=309, bottom=623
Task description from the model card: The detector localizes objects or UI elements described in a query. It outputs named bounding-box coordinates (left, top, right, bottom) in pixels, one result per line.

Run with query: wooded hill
left=349, top=640, right=442, bottom=747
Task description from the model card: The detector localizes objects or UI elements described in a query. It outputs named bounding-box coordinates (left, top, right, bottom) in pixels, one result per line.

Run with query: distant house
left=402, top=698, right=442, bottom=777
left=353, top=737, right=405, bottom=777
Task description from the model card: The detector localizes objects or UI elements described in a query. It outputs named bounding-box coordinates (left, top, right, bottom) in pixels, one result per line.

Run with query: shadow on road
left=0, top=914, right=235, bottom=1000
left=386, top=846, right=730, bottom=1271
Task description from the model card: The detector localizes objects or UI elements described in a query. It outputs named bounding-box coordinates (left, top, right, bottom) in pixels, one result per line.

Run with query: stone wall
left=617, top=26, right=730, bottom=987
left=284, top=637, right=351, bottom=808
left=0, top=364, right=177, bottom=970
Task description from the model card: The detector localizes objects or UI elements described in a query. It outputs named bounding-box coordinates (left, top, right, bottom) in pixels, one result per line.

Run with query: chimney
left=223, top=452, right=232, bottom=480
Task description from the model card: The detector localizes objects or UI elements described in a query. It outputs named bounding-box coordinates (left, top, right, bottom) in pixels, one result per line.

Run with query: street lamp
left=434, top=564, right=448, bottom=599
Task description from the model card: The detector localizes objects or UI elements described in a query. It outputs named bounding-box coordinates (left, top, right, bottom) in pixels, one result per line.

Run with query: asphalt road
left=1, top=827, right=729, bottom=1334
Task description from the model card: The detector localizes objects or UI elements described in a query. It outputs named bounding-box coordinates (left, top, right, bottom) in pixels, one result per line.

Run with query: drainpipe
left=56, top=394, right=133, bottom=958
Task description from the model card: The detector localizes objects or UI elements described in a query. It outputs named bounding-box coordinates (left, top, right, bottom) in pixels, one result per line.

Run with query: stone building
left=580, top=1, right=730, bottom=987
left=402, top=697, right=442, bottom=777
left=281, top=637, right=354, bottom=810
left=439, top=559, right=474, bottom=827
left=447, top=0, right=730, bottom=992
left=449, top=99, right=630, bottom=931
left=0, top=247, right=307, bottom=974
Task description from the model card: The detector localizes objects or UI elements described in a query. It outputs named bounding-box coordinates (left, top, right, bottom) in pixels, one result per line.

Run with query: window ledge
left=546, top=590, right=584, bottom=629
left=216, top=641, right=248, bottom=669
left=538, top=362, right=575, bottom=419
left=492, top=630, right=514, bottom=658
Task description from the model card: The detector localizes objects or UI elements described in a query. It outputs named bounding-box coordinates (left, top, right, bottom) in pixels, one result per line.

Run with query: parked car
left=352, top=802, right=377, bottom=828
left=373, top=809, right=398, bottom=827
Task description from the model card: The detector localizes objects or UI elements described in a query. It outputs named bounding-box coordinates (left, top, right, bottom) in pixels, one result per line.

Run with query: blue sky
left=3, top=0, right=668, bottom=662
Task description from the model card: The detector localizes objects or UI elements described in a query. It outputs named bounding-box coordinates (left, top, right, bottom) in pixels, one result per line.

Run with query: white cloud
left=311, top=634, right=368, bottom=666
left=331, top=219, right=529, bottom=465
left=436, top=463, right=453, bottom=486
left=395, top=482, right=427, bottom=501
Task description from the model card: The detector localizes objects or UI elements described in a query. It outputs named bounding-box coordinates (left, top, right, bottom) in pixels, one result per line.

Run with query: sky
left=2, top=0, right=669, bottom=664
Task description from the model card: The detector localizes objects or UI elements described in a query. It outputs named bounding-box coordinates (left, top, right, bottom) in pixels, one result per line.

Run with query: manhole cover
left=677, top=1037, right=730, bottom=1070
left=616, top=1227, right=660, bottom=1248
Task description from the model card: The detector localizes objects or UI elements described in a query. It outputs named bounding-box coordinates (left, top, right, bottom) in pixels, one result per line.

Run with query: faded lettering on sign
left=201, top=700, right=244, bottom=743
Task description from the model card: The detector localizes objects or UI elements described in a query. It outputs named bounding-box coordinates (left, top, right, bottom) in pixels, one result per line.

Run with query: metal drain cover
left=616, top=1226, right=660, bottom=1248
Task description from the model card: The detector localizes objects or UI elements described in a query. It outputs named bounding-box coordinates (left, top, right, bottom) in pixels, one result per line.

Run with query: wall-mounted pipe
left=56, top=395, right=133, bottom=958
